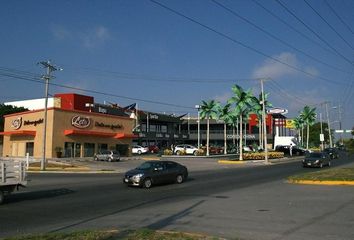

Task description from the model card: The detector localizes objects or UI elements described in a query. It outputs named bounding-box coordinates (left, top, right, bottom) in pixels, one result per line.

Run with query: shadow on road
left=5, top=188, right=75, bottom=204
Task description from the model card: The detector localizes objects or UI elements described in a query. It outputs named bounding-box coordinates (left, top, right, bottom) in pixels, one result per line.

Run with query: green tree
left=293, top=116, right=304, bottom=147
left=200, top=100, right=220, bottom=156
left=0, top=104, right=28, bottom=132
left=300, top=106, right=317, bottom=149
left=228, top=85, right=255, bottom=160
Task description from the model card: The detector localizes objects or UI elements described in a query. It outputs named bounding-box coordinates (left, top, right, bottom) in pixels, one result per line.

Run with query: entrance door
left=26, top=142, right=34, bottom=156
left=75, top=143, right=81, bottom=157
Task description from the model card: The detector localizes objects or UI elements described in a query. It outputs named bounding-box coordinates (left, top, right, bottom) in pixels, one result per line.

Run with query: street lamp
left=332, top=105, right=343, bottom=145
left=195, top=105, right=201, bottom=149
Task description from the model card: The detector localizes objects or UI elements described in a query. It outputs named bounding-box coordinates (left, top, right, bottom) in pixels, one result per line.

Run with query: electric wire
left=303, top=0, right=354, bottom=51
left=324, top=0, right=354, bottom=35
left=275, top=0, right=354, bottom=66
left=149, top=0, right=349, bottom=86
left=212, top=0, right=351, bottom=75
left=251, top=0, right=334, bottom=55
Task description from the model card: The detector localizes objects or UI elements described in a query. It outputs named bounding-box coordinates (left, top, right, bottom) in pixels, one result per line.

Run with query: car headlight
left=132, top=173, right=144, bottom=181
left=315, top=160, right=320, bottom=164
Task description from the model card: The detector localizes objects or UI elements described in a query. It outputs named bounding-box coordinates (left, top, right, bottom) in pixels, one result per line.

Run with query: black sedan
left=275, top=145, right=308, bottom=156
left=302, top=152, right=331, bottom=168
left=323, top=148, right=339, bottom=159
left=123, top=161, right=188, bottom=188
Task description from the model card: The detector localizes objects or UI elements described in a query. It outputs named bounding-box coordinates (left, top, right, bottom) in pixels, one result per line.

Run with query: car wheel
left=320, top=162, right=323, bottom=168
left=108, top=157, right=112, bottom=162
left=328, top=161, right=331, bottom=167
left=143, top=178, right=152, bottom=189
left=138, top=150, right=142, bottom=155
left=176, top=150, right=181, bottom=155
left=193, top=151, right=197, bottom=156
left=94, top=157, right=98, bottom=161
left=176, top=174, right=184, bottom=184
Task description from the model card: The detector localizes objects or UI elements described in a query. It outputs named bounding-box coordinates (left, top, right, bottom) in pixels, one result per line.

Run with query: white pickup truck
left=0, top=160, right=27, bottom=204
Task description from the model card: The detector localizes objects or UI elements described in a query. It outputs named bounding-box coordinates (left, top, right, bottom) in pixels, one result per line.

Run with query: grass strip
left=288, top=168, right=354, bottom=182
left=2, top=229, right=226, bottom=240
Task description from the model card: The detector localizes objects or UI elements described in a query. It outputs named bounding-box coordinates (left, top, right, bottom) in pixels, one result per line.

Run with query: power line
left=275, top=0, right=354, bottom=66
left=324, top=0, right=354, bottom=35
left=0, top=71, right=195, bottom=110
left=212, top=0, right=351, bottom=75
left=149, top=0, right=351, bottom=86
left=303, top=0, right=354, bottom=51
left=251, top=0, right=335, bottom=56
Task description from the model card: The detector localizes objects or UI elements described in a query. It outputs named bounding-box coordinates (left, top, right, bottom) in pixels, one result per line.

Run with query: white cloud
left=81, top=26, right=111, bottom=48
left=214, top=92, right=232, bottom=104
left=51, top=25, right=111, bottom=48
left=252, top=52, right=298, bottom=79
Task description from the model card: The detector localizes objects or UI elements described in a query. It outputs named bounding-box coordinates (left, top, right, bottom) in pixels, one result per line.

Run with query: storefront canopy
left=64, top=130, right=138, bottom=139
left=0, top=130, right=36, bottom=136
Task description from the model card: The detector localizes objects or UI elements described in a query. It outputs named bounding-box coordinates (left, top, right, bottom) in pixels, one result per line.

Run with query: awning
left=0, top=130, right=36, bottom=136
left=114, top=133, right=138, bottom=139
left=64, top=129, right=116, bottom=138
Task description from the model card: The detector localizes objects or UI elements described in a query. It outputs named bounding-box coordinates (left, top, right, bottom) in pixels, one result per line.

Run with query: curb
left=287, top=180, right=354, bottom=186
left=218, top=160, right=245, bottom=164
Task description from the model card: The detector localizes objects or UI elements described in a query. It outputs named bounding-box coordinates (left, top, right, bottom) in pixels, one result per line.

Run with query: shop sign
left=11, top=117, right=22, bottom=130
left=95, top=121, right=123, bottom=130
left=149, top=114, right=159, bottom=120
left=226, top=134, right=256, bottom=140
left=267, top=107, right=288, bottom=115
left=24, top=118, right=44, bottom=126
left=72, top=116, right=91, bottom=129
left=156, top=133, right=163, bottom=138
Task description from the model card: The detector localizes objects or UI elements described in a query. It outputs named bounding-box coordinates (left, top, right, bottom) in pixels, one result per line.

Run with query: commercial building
left=1, top=93, right=136, bottom=158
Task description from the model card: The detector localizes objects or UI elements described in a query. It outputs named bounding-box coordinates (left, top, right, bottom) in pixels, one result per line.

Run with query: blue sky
left=0, top=0, right=353, bottom=134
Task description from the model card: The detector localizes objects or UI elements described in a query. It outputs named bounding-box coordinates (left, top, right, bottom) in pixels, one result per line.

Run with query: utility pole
left=38, top=60, right=62, bottom=171
left=324, top=102, right=333, bottom=148
left=319, top=113, right=324, bottom=150
left=260, top=79, right=269, bottom=164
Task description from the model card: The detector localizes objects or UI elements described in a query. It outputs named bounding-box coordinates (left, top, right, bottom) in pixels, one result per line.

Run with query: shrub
left=163, top=149, right=173, bottom=155
left=176, top=149, right=187, bottom=155
left=242, top=152, right=284, bottom=160
left=195, top=149, right=206, bottom=156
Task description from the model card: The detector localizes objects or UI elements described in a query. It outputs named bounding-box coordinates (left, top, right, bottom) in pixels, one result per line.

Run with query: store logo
left=71, top=116, right=91, bottom=129
left=11, top=117, right=22, bottom=130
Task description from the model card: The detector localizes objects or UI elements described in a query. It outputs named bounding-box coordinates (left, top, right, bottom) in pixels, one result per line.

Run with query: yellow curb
left=218, top=160, right=245, bottom=164
left=142, top=157, right=161, bottom=161
left=288, top=180, right=354, bottom=186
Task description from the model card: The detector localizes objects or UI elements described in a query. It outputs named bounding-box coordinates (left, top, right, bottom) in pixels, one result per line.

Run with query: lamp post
left=195, top=105, right=201, bottom=149
left=260, top=79, right=269, bottom=164
left=332, top=105, right=343, bottom=145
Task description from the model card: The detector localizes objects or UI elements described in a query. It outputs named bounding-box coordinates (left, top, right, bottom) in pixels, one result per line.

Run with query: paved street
left=1, top=153, right=354, bottom=240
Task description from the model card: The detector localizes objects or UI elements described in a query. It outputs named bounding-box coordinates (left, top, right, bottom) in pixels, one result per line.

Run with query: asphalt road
left=1, top=153, right=354, bottom=240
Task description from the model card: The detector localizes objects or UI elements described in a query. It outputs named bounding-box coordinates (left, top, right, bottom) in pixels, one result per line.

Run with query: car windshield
left=308, top=153, right=322, bottom=158
left=136, top=162, right=153, bottom=170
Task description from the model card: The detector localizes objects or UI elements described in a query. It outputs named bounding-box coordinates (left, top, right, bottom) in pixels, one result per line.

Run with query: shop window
left=116, top=144, right=129, bottom=157
left=98, top=143, right=108, bottom=153
left=84, top=143, right=95, bottom=157
left=149, top=125, right=156, bottom=132
left=161, top=125, right=167, bottom=133
left=64, top=142, right=74, bottom=158
left=25, top=142, right=34, bottom=156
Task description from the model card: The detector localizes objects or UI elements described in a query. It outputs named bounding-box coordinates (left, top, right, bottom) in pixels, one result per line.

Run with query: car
left=94, top=150, right=120, bottom=162
left=302, top=152, right=331, bottom=168
left=174, top=144, right=199, bottom=155
left=275, top=145, right=308, bottom=156
left=148, top=145, right=160, bottom=153
left=123, top=160, right=188, bottom=188
left=323, top=148, right=339, bottom=159
left=132, top=145, right=148, bottom=154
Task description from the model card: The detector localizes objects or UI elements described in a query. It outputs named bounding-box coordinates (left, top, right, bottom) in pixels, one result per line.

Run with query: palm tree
left=293, top=116, right=304, bottom=146
left=228, top=85, right=255, bottom=160
left=300, top=106, right=317, bottom=149
left=200, top=100, right=220, bottom=156
left=217, top=103, right=234, bottom=154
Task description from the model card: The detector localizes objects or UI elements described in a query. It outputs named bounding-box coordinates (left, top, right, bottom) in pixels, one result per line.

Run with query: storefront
left=1, top=107, right=135, bottom=158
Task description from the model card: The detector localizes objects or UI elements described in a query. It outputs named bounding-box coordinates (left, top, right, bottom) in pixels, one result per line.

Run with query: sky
left=0, top=0, right=353, bottom=136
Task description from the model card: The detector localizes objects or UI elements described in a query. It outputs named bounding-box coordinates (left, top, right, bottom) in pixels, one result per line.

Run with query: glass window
left=161, top=125, right=167, bottom=133
left=149, top=125, right=156, bottom=132
left=84, top=143, right=95, bottom=157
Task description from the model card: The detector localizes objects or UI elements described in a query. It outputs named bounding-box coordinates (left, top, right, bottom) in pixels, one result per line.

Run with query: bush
left=242, top=152, right=284, bottom=160
left=195, top=149, right=206, bottom=156
left=176, top=149, right=187, bottom=155
left=163, top=149, right=173, bottom=155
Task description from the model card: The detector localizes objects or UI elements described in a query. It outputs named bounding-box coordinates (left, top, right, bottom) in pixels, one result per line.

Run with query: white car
left=132, top=145, right=148, bottom=154
left=174, top=144, right=198, bottom=155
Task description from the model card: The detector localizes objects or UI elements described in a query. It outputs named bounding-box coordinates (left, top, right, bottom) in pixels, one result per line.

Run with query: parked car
left=94, top=150, right=120, bottom=162
left=123, top=160, right=188, bottom=188
left=148, top=145, right=160, bottom=153
left=323, top=148, right=339, bottom=159
left=132, top=145, right=148, bottom=154
left=302, top=152, right=331, bottom=168
left=174, top=144, right=198, bottom=155
left=275, top=145, right=308, bottom=156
